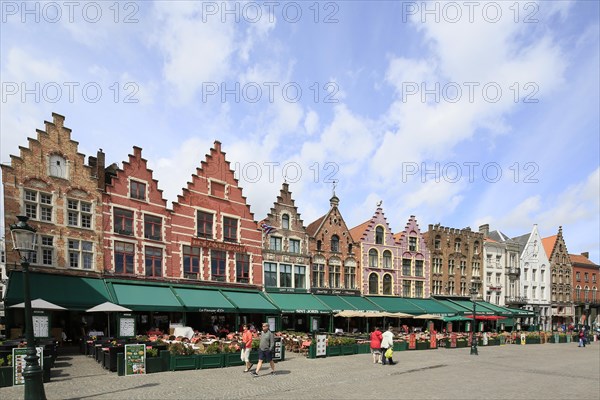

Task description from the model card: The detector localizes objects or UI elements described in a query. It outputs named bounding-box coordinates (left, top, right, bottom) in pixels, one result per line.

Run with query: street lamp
left=469, top=278, right=478, bottom=355
left=10, top=215, right=46, bottom=400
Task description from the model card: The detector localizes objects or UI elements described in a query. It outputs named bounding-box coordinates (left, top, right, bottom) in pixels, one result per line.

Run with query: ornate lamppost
left=469, top=278, right=478, bottom=355
left=10, top=215, right=46, bottom=400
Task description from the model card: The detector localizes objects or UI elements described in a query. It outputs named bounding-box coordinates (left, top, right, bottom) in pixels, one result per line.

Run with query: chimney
left=581, top=252, right=589, bottom=259
left=479, top=224, right=489, bottom=237
left=96, top=149, right=106, bottom=190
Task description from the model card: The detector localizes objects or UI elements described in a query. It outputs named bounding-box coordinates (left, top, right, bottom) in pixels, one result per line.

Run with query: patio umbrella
left=10, top=298, right=67, bottom=310
left=413, top=314, right=443, bottom=320
left=86, top=302, right=132, bottom=337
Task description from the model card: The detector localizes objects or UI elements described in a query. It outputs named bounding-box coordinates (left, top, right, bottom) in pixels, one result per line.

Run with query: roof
left=511, top=232, right=531, bottom=255
left=569, top=254, right=599, bottom=267
left=541, top=235, right=557, bottom=258
left=349, top=220, right=370, bottom=242
left=306, top=214, right=326, bottom=237
left=392, top=232, right=405, bottom=243
left=488, top=230, right=510, bottom=242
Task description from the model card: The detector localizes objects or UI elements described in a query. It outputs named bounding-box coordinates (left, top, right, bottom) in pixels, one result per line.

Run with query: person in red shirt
left=241, top=324, right=254, bottom=372
left=370, top=327, right=383, bottom=364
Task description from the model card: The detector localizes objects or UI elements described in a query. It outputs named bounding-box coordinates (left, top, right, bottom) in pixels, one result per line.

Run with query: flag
left=259, top=220, right=276, bottom=235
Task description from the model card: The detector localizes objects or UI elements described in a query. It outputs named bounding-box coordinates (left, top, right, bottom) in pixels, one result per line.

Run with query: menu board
left=124, top=344, right=146, bottom=376
left=119, top=317, right=135, bottom=338
left=273, top=336, right=283, bottom=360
left=316, top=334, right=327, bottom=357
left=33, top=315, right=49, bottom=338
left=408, top=333, right=416, bottom=349
left=12, top=347, right=43, bottom=386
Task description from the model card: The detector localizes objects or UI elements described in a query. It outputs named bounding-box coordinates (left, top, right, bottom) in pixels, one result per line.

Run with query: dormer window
left=49, top=154, right=67, bottom=178
left=282, top=214, right=290, bottom=229
left=375, top=227, right=384, bottom=244
left=331, top=235, right=340, bottom=252
left=130, top=180, right=146, bottom=201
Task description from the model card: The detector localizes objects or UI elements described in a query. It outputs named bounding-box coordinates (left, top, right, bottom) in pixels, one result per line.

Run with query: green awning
left=365, top=296, right=426, bottom=314
left=313, top=295, right=355, bottom=313
left=221, top=290, right=278, bottom=313
left=338, top=296, right=383, bottom=312
left=266, top=293, right=331, bottom=314
left=434, top=300, right=472, bottom=315
left=447, top=300, right=495, bottom=315
left=5, top=271, right=112, bottom=311
left=404, top=298, right=458, bottom=316
left=173, top=287, right=236, bottom=313
left=110, top=282, right=184, bottom=312
left=477, top=301, right=515, bottom=316
left=443, top=315, right=472, bottom=322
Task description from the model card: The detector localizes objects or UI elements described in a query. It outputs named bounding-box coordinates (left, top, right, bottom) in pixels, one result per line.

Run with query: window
left=329, top=265, right=341, bottom=288
left=289, top=239, right=301, bottom=254
left=460, top=261, right=466, bottom=276
left=369, top=249, right=379, bottom=268
left=383, top=274, right=392, bottom=295
left=403, top=280, right=411, bottom=297
left=344, top=266, right=355, bottom=289
left=145, top=247, right=162, bottom=277
left=402, top=259, right=411, bottom=276
left=415, top=260, right=423, bottom=277
left=316, top=240, right=322, bottom=251
left=282, top=214, right=290, bottom=229
left=69, top=239, right=93, bottom=269
left=264, top=262, right=277, bottom=287
left=24, top=190, right=52, bottom=222
left=496, top=274, right=501, bottom=284
left=415, top=281, right=423, bottom=298
left=409, top=236, right=417, bottom=251
left=130, top=180, right=146, bottom=200
left=312, top=264, right=325, bottom=287
left=454, top=239, right=461, bottom=252
left=223, top=217, right=238, bottom=242
left=270, top=236, right=282, bottom=251
left=144, top=215, right=162, bottom=240
left=211, top=250, right=226, bottom=281
left=49, top=154, right=67, bottom=178
left=375, top=227, right=384, bottom=245
left=532, top=269, right=536, bottom=281
left=383, top=250, right=392, bottom=268
left=67, top=199, right=92, bottom=228
left=447, top=281, right=455, bottom=295
left=434, top=236, right=441, bottom=250
left=280, top=264, right=292, bottom=287
left=331, top=235, right=340, bottom=252
left=584, top=273, right=589, bottom=282
left=472, top=262, right=480, bottom=277
left=473, top=241, right=479, bottom=254
left=197, top=211, right=213, bottom=239
left=347, top=243, right=353, bottom=254
left=31, top=235, right=54, bottom=266
left=183, top=245, right=201, bottom=279
left=115, top=242, right=135, bottom=274
left=593, top=274, right=597, bottom=283
left=433, top=258, right=442, bottom=274
left=294, top=265, right=306, bottom=289
left=368, top=273, right=379, bottom=295
left=114, top=208, right=134, bottom=235
left=448, top=259, right=455, bottom=275
left=236, top=254, right=250, bottom=283
left=524, top=269, right=528, bottom=281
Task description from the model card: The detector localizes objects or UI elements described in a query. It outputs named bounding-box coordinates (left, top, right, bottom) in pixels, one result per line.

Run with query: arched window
left=369, top=249, right=378, bottom=268
left=331, top=235, right=340, bottom=252
left=383, top=274, right=392, bottom=295
left=383, top=250, right=392, bottom=268
left=369, top=273, right=379, bottom=294
left=282, top=214, right=290, bottom=229
left=473, top=241, right=479, bottom=254
left=375, top=226, right=384, bottom=244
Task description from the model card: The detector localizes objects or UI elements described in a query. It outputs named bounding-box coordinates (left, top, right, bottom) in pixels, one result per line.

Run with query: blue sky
left=1, top=1, right=599, bottom=261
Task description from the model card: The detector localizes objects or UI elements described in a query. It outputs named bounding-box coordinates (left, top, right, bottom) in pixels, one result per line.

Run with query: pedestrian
left=578, top=328, right=585, bottom=347
left=251, top=323, right=275, bottom=376
left=381, top=326, right=396, bottom=365
left=241, top=324, right=254, bottom=372
left=370, top=326, right=383, bottom=364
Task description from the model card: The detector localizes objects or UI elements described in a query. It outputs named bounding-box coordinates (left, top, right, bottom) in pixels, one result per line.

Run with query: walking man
left=381, top=326, right=396, bottom=365
left=241, top=324, right=254, bottom=372
left=251, top=323, right=275, bottom=376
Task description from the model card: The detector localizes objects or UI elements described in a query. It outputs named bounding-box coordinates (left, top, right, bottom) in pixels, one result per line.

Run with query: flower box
left=224, top=352, right=245, bottom=367
left=0, top=366, right=12, bottom=387
left=146, top=357, right=163, bottom=374
left=393, top=342, right=408, bottom=351
left=198, top=353, right=224, bottom=369
left=526, top=337, right=540, bottom=344
left=171, top=355, right=196, bottom=371
left=249, top=350, right=259, bottom=363
left=456, top=340, right=467, bottom=348
left=326, top=346, right=342, bottom=357
left=341, top=345, right=355, bottom=355
left=488, top=339, right=500, bottom=346
left=416, top=341, right=430, bottom=350
left=357, top=344, right=371, bottom=354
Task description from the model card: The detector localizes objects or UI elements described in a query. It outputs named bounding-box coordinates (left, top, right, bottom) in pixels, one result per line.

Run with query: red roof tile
left=569, top=254, right=598, bottom=266
left=541, top=235, right=557, bottom=258
left=349, top=220, right=371, bottom=242
left=306, top=214, right=326, bottom=237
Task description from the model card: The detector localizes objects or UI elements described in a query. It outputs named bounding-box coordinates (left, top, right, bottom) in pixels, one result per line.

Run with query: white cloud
left=304, top=110, right=319, bottom=135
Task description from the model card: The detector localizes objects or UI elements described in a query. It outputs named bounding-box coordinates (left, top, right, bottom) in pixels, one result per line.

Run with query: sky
left=1, top=0, right=599, bottom=262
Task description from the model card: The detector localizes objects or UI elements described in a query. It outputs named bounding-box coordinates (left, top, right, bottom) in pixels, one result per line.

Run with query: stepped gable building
left=542, top=226, right=573, bottom=327
left=393, top=215, right=431, bottom=298
left=306, top=193, right=359, bottom=294
left=102, top=146, right=171, bottom=278
left=170, top=141, right=262, bottom=286
left=261, top=182, right=310, bottom=292
left=570, top=252, right=599, bottom=328
left=2, top=113, right=106, bottom=276
left=423, top=224, right=483, bottom=298
left=350, top=203, right=398, bottom=296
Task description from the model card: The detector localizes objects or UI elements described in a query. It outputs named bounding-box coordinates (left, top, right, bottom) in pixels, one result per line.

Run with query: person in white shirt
left=381, top=326, right=396, bottom=365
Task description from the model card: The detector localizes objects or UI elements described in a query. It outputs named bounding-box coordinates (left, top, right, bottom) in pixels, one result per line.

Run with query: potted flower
left=168, top=341, right=197, bottom=371
left=198, top=342, right=224, bottom=369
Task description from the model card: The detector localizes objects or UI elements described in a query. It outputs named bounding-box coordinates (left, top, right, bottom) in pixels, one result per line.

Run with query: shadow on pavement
left=64, top=383, right=161, bottom=399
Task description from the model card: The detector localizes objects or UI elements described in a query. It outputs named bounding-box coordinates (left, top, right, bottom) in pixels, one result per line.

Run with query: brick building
left=570, top=252, right=599, bottom=328
left=393, top=215, right=431, bottom=298
left=350, top=204, right=398, bottom=296
left=423, top=224, right=483, bottom=298
left=542, top=226, right=573, bottom=327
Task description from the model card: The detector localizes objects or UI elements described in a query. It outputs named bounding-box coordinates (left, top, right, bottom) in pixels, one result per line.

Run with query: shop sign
left=125, top=344, right=146, bottom=376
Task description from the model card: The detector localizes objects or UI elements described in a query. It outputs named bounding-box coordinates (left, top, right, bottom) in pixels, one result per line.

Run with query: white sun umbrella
left=86, top=302, right=132, bottom=338
left=413, top=314, right=443, bottom=320
left=10, top=298, right=67, bottom=310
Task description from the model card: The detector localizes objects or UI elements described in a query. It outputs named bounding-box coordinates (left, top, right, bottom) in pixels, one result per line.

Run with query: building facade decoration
left=570, top=252, right=599, bottom=330
left=393, top=215, right=431, bottom=298
left=542, top=226, right=573, bottom=327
